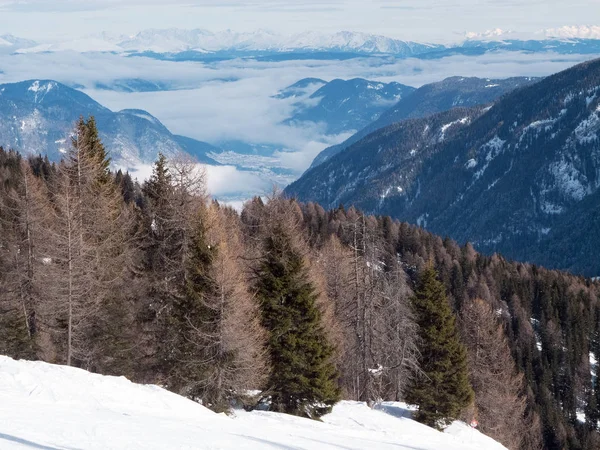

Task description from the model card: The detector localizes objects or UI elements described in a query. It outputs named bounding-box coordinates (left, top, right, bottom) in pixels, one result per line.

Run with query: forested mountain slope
left=309, top=76, right=538, bottom=168
left=282, top=78, right=415, bottom=135
left=287, top=58, right=600, bottom=276
left=1, top=138, right=600, bottom=448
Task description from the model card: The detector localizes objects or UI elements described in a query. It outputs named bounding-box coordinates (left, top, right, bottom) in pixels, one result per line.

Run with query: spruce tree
left=169, top=210, right=215, bottom=395
left=405, top=265, right=473, bottom=429
left=256, top=223, right=340, bottom=418
left=72, top=116, right=111, bottom=184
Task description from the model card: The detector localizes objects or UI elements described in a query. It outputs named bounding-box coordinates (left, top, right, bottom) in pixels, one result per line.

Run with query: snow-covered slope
left=0, top=80, right=220, bottom=166
left=0, top=356, right=505, bottom=450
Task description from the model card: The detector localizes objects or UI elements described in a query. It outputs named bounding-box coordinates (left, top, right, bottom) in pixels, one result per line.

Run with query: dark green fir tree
left=255, top=223, right=340, bottom=418
left=168, top=210, right=215, bottom=396
left=72, top=116, right=111, bottom=183
left=405, top=265, right=474, bottom=429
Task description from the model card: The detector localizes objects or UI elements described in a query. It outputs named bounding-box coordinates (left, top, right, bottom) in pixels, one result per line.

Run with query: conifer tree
left=405, top=265, right=473, bottom=429
left=255, top=219, right=340, bottom=418
left=170, top=204, right=268, bottom=411
left=460, top=298, right=534, bottom=449
left=45, top=118, right=132, bottom=368
left=72, top=116, right=110, bottom=184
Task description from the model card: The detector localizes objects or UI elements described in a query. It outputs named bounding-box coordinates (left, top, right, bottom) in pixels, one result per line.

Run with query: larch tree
left=405, top=265, right=473, bottom=429
left=170, top=203, right=268, bottom=411
left=331, top=208, right=419, bottom=404
left=460, top=298, right=537, bottom=450
left=0, top=151, right=46, bottom=359
left=44, top=117, right=132, bottom=368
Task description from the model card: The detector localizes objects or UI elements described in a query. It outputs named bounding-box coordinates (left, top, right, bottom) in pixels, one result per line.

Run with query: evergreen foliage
left=72, top=116, right=111, bottom=184
left=255, top=223, right=340, bottom=418
left=168, top=209, right=216, bottom=397
left=405, top=265, right=474, bottom=429
left=3, top=130, right=600, bottom=447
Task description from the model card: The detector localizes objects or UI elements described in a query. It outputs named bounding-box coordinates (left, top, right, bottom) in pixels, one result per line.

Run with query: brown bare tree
left=460, top=298, right=542, bottom=449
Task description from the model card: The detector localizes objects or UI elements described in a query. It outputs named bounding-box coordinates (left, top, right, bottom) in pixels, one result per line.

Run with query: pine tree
left=405, top=265, right=474, bottom=429
left=255, top=221, right=340, bottom=418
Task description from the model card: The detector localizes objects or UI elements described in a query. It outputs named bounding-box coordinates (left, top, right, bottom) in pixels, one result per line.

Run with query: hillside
left=0, top=80, right=219, bottom=166
left=287, top=58, right=600, bottom=276
left=309, top=76, right=538, bottom=168
left=282, top=78, right=415, bottom=135
left=0, top=356, right=504, bottom=450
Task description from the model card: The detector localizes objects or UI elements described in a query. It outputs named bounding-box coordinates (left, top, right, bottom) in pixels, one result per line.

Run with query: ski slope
left=0, top=356, right=505, bottom=449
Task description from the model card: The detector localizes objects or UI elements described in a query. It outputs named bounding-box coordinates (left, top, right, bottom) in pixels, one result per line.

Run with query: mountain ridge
left=8, top=29, right=600, bottom=58
left=309, top=76, right=539, bottom=169
left=281, top=78, right=416, bottom=135
left=0, top=79, right=219, bottom=167
left=286, top=58, right=600, bottom=276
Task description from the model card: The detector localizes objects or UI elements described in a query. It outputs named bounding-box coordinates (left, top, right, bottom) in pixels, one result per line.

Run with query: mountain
left=282, top=78, right=415, bottom=135
left=310, top=76, right=538, bottom=168
left=0, top=34, right=36, bottom=53
left=274, top=78, right=326, bottom=99
left=286, top=58, right=600, bottom=276
left=115, top=29, right=447, bottom=55
left=0, top=80, right=219, bottom=166
left=8, top=29, right=600, bottom=62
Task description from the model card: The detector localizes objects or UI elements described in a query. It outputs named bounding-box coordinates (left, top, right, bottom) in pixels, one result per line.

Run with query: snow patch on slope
left=473, top=136, right=506, bottom=180
left=573, top=112, right=600, bottom=144
left=0, top=356, right=506, bottom=450
left=439, top=117, right=470, bottom=141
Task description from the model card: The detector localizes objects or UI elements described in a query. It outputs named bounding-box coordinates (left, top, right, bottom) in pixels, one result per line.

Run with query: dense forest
left=1, top=118, right=600, bottom=449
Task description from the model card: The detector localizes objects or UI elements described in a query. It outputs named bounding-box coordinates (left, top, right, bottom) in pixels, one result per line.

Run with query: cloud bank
left=0, top=1, right=599, bottom=44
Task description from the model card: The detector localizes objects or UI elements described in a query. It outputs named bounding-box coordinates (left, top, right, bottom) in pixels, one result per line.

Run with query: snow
left=473, top=136, right=506, bottom=180
left=545, top=25, right=600, bottom=39
left=465, top=158, right=478, bottom=169
left=13, top=29, right=434, bottom=55
left=27, top=81, right=57, bottom=103
left=0, top=356, right=505, bottom=450
left=122, top=110, right=160, bottom=125
left=573, top=112, right=600, bottom=144
left=548, top=159, right=589, bottom=201
left=439, top=117, right=470, bottom=141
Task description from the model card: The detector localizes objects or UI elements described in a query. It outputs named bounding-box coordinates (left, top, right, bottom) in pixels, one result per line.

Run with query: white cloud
left=0, top=1, right=599, bottom=44
left=1, top=49, right=595, bottom=177
left=544, top=25, right=600, bottom=40
left=124, top=162, right=270, bottom=199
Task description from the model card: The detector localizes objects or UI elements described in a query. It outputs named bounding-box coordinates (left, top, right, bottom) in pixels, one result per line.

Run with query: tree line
left=2, top=118, right=600, bottom=449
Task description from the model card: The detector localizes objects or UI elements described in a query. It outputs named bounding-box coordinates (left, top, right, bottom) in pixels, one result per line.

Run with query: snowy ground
left=0, top=356, right=505, bottom=450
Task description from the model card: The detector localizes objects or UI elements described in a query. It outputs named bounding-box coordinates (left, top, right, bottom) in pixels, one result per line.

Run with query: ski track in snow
left=0, top=356, right=506, bottom=450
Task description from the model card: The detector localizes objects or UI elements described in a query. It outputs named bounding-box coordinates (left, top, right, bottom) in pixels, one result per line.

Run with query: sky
left=0, top=0, right=599, bottom=43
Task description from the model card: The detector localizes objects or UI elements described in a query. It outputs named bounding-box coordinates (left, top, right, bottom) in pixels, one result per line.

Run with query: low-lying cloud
left=0, top=49, right=598, bottom=177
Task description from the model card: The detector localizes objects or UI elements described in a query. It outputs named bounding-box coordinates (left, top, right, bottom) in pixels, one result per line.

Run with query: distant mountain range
left=309, top=76, right=539, bottom=168
left=286, top=58, right=600, bottom=276
left=280, top=78, right=416, bottom=135
left=4, top=29, right=600, bottom=61
left=0, top=80, right=219, bottom=167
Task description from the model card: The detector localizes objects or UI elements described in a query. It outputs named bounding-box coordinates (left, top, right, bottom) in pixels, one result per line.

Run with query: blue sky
left=0, top=0, right=598, bottom=43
